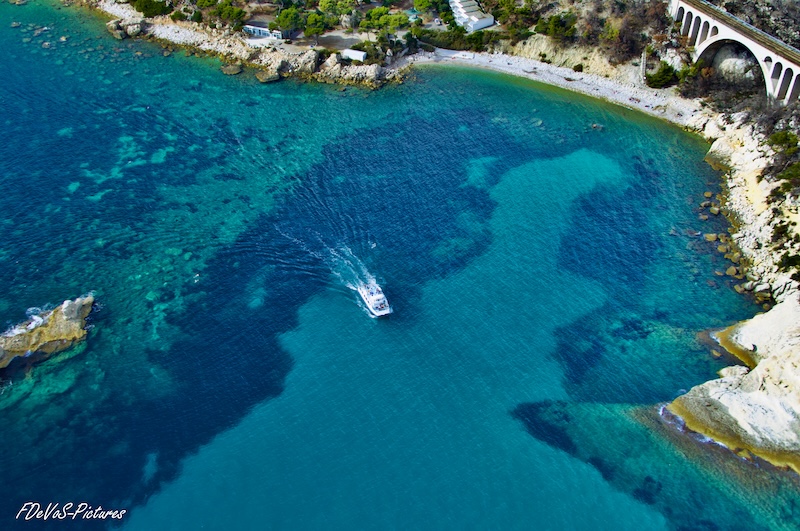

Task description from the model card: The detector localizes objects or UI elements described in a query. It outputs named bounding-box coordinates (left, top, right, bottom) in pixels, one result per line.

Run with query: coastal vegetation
left=359, top=7, right=410, bottom=34
left=133, top=0, right=172, bottom=18
left=273, top=6, right=305, bottom=32
left=706, top=0, right=800, bottom=49
left=411, top=25, right=501, bottom=52
left=645, top=60, right=676, bottom=88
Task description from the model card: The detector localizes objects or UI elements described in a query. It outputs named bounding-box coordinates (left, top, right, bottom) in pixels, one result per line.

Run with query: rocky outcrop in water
left=221, top=63, right=243, bottom=75
left=669, top=296, right=800, bottom=472
left=0, top=295, right=95, bottom=369
left=105, top=18, right=145, bottom=40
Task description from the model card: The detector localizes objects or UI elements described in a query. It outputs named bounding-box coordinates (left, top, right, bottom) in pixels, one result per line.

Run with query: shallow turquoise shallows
left=2, top=2, right=798, bottom=530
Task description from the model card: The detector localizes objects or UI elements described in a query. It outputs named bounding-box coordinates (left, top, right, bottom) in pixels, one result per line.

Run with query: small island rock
left=0, top=294, right=95, bottom=369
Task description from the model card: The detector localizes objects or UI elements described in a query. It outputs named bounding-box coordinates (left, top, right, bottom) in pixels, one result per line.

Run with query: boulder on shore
left=105, top=20, right=127, bottom=40
left=0, top=294, right=95, bottom=369
left=124, top=20, right=144, bottom=38
left=294, top=50, right=319, bottom=74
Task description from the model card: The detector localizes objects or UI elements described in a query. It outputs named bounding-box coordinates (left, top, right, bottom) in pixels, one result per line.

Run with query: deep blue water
left=2, top=1, right=798, bottom=529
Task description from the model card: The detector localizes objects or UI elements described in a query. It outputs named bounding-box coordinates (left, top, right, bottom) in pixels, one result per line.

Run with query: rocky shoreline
left=666, top=112, right=800, bottom=472
left=93, top=0, right=404, bottom=88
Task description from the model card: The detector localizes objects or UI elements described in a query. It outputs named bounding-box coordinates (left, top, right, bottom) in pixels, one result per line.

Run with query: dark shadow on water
left=0, top=96, right=564, bottom=528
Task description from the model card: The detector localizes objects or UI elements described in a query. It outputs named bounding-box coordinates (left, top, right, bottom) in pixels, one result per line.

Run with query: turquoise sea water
left=2, top=1, right=799, bottom=529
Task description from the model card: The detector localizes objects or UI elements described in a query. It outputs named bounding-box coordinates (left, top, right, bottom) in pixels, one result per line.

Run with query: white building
left=342, top=48, right=368, bottom=62
left=243, top=25, right=288, bottom=40
left=449, top=0, right=494, bottom=32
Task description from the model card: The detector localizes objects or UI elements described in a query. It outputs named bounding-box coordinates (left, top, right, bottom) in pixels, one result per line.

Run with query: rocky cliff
left=0, top=295, right=95, bottom=369
left=669, top=113, right=800, bottom=472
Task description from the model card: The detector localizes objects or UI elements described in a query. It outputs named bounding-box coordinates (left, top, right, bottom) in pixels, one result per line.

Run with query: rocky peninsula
left=0, top=294, right=95, bottom=369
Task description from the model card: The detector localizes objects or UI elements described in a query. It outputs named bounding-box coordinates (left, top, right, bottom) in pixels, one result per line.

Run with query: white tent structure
left=450, top=0, right=494, bottom=32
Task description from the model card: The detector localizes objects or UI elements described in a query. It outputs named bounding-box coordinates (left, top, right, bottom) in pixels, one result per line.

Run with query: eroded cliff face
left=508, top=35, right=642, bottom=85
left=669, top=114, right=800, bottom=471
left=0, top=295, right=95, bottom=369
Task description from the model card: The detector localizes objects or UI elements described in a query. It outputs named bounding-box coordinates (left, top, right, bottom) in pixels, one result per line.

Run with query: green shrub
left=504, top=28, right=532, bottom=44
left=411, top=26, right=500, bottom=52
left=191, top=10, right=203, bottom=22
left=775, top=163, right=800, bottom=196
left=196, top=0, right=217, bottom=7
left=768, top=130, right=799, bottom=157
left=573, top=63, right=583, bottom=72
left=534, top=12, right=576, bottom=41
left=133, top=0, right=173, bottom=17
left=170, top=10, right=188, bottom=21
left=772, top=222, right=791, bottom=243
left=779, top=162, right=800, bottom=181
left=645, top=61, right=676, bottom=88
left=778, top=253, right=800, bottom=270
left=211, top=0, right=246, bottom=21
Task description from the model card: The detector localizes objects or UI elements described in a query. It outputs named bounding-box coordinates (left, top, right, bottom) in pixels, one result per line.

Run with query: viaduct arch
left=669, top=0, right=800, bottom=104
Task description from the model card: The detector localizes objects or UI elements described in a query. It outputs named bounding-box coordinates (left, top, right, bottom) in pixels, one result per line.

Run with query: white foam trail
left=325, top=243, right=375, bottom=291
left=274, top=228, right=380, bottom=300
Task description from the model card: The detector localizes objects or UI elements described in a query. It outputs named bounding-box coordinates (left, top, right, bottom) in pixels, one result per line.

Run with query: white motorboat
left=357, top=281, right=392, bottom=317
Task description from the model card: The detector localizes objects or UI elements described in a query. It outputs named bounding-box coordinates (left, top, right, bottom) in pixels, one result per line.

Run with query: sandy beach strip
left=401, top=49, right=706, bottom=129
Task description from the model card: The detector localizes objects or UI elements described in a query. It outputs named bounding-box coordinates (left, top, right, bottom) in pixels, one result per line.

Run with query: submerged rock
left=0, top=294, right=95, bottom=369
left=221, top=63, right=242, bottom=75
left=255, top=68, right=280, bottom=83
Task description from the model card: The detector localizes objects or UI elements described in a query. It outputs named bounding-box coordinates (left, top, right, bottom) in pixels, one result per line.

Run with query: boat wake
left=274, top=228, right=388, bottom=314
left=325, top=244, right=376, bottom=292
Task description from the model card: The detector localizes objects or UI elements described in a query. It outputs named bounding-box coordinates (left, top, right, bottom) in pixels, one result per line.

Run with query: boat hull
left=357, top=284, right=392, bottom=317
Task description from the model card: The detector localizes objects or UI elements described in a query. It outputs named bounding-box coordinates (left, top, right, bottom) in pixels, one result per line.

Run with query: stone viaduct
left=669, top=0, right=800, bottom=104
